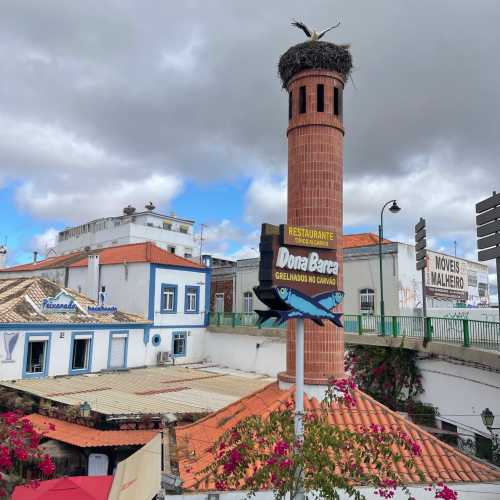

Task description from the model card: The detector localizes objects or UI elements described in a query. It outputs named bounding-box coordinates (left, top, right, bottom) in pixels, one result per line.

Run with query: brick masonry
left=210, top=277, right=233, bottom=313
left=279, top=68, right=345, bottom=385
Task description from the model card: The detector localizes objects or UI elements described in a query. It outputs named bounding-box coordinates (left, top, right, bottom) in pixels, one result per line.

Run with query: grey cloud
left=0, top=0, right=499, bottom=226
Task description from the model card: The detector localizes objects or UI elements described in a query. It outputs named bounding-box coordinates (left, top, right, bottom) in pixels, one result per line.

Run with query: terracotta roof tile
left=176, top=383, right=500, bottom=491
left=0, top=277, right=149, bottom=324
left=1, top=241, right=205, bottom=273
left=27, top=414, right=158, bottom=448
left=343, top=233, right=391, bottom=248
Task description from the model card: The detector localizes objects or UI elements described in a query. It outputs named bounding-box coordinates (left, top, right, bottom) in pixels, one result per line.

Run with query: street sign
left=415, top=229, right=426, bottom=243
left=416, top=260, right=426, bottom=271
left=475, top=191, right=500, bottom=317
left=476, top=206, right=500, bottom=227
left=477, top=219, right=500, bottom=238
left=415, top=239, right=426, bottom=252
left=415, top=218, right=426, bottom=233
left=416, top=249, right=427, bottom=261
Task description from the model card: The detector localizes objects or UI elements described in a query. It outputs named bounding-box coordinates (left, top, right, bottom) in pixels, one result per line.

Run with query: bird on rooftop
left=291, top=19, right=351, bottom=49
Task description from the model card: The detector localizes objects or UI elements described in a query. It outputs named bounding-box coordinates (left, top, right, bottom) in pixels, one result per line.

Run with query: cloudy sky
left=0, top=0, right=498, bottom=300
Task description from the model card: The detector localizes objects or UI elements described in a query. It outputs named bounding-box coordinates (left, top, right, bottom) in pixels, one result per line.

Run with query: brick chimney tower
left=277, top=41, right=352, bottom=387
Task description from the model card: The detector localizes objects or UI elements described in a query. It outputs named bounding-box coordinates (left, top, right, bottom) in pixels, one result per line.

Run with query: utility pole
left=199, top=223, right=207, bottom=264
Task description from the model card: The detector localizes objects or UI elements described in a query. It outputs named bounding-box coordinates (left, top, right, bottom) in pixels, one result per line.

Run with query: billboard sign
left=425, top=251, right=468, bottom=300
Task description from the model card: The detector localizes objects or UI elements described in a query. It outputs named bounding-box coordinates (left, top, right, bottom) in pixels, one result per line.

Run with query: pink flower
left=38, top=455, right=55, bottom=476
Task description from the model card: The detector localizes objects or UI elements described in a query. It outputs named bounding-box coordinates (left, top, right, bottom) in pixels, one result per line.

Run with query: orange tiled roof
left=343, top=233, right=391, bottom=249
left=2, top=242, right=205, bottom=273
left=27, top=414, right=158, bottom=448
left=176, top=383, right=500, bottom=491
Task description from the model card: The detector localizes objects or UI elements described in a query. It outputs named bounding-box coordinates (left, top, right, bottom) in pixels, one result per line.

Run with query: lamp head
left=389, top=200, right=401, bottom=214
left=79, top=401, right=92, bottom=418
left=481, top=407, right=495, bottom=429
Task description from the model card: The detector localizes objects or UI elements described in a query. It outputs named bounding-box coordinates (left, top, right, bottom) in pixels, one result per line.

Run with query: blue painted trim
left=148, top=324, right=207, bottom=330
left=204, top=271, right=211, bottom=327
left=68, top=331, right=94, bottom=375
left=23, top=332, right=52, bottom=379
left=184, top=286, right=200, bottom=314
left=171, top=331, right=187, bottom=358
left=148, top=264, right=156, bottom=321
left=160, top=284, right=178, bottom=314
left=0, top=323, right=151, bottom=331
left=107, top=330, right=129, bottom=369
left=143, top=326, right=150, bottom=346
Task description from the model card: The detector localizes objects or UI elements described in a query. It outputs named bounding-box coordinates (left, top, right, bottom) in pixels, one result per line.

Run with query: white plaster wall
left=343, top=249, right=399, bottom=316
left=397, top=242, right=422, bottom=313
left=204, top=332, right=286, bottom=378
left=167, top=483, right=500, bottom=499
left=0, top=268, right=67, bottom=286
left=0, top=327, right=147, bottom=381
left=67, top=263, right=150, bottom=318
left=418, top=357, right=500, bottom=439
left=234, top=262, right=265, bottom=314
left=144, top=328, right=207, bottom=365
left=153, top=268, right=207, bottom=327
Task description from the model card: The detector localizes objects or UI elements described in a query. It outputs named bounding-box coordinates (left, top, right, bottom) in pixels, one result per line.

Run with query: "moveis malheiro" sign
left=425, top=251, right=468, bottom=300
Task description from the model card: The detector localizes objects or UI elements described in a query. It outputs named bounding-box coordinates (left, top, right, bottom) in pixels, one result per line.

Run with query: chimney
left=33, top=251, right=38, bottom=263
left=86, top=254, right=100, bottom=302
left=0, top=246, right=7, bottom=269
left=278, top=41, right=352, bottom=387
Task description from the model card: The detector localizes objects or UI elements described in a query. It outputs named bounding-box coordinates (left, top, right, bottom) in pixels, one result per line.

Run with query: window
left=185, top=286, right=199, bottom=313
left=299, top=86, right=306, bottom=114
left=184, top=248, right=193, bottom=259
left=172, top=332, right=187, bottom=357
left=179, top=226, right=188, bottom=234
left=215, top=293, right=224, bottom=313
left=168, top=246, right=176, bottom=254
left=163, top=221, right=172, bottom=230
left=333, top=86, right=342, bottom=116
left=243, top=292, right=253, bottom=314
left=288, top=90, right=293, bottom=120
left=161, top=284, right=177, bottom=313
left=440, top=421, right=458, bottom=447
left=316, top=84, right=324, bottom=112
left=71, top=337, right=91, bottom=371
left=475, top=433, right=493, bottom=461
left=26, top=340, right=47, bottom=375
left=360, top=288, right=375, bottom=313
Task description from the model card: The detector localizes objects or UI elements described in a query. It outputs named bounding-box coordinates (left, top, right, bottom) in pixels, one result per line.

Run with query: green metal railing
left=209, top=312, right=500, bottom=351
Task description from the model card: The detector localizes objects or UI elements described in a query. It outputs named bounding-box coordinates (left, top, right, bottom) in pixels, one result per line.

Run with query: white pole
left=294, top=318, right=305, bottom=500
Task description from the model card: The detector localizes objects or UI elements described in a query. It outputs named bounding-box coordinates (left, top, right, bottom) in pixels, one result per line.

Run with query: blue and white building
left=0, top=241, right=211, bottom=375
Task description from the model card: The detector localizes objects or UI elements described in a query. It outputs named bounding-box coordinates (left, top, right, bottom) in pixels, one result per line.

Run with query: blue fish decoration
left=255, top=287, right=344, bottom=328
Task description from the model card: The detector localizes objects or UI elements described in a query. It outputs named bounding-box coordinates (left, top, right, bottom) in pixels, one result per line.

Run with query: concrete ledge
left=208, top=326, right=500, bottom=370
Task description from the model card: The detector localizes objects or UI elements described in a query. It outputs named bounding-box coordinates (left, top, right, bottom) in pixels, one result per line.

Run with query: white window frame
left=360, top=288, right=375, bottom=314
left=243, top=292, right=253, bottom=314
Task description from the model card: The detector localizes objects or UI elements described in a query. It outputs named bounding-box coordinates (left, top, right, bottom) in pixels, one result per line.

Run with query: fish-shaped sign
left=255, top=287, right=344, bottom=327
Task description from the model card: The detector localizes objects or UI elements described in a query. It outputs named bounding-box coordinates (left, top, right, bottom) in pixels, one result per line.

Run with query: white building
left=0, top=241, right=211, bottom=368
left=207, top=234, right=493, bottom=319
left=0, top=277, right=152, bottom=380
left=55, top=204, right=196, bottom=259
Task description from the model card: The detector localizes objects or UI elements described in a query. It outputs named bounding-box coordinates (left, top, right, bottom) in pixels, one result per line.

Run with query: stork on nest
left=291, top=19, right=350, bottom=49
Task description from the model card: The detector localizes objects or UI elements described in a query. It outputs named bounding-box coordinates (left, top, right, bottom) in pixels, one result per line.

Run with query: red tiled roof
left=2, top=241, right=205, bottom=272
left=176, top=383, right=500, bottom=491
left=27, top=414, right=158, bottom=448
left=343, top=233, right=391, bottom=249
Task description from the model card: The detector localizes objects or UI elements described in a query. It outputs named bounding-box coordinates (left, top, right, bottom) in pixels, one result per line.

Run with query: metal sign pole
left=421, top=267, right=427, bottom=338
left=295, top=317, right=305, bottom=500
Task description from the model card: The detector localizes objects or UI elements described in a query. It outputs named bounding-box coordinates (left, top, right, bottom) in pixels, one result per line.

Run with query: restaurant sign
left=254, top=223, right=343, bottom=327
left=425, top=251, right=468, bottom=301
left=41, top=291, right=77, bottom=313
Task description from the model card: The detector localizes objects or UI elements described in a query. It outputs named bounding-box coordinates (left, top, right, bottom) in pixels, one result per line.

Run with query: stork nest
left=278, top=41, right=352, bottom=88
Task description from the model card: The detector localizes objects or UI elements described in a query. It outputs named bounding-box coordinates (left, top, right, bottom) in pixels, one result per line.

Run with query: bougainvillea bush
left=0, top=411, right=56, bottom=497
left=201, top=379, right=457, bottom=500
left=345, top=344, right=424, bottom=410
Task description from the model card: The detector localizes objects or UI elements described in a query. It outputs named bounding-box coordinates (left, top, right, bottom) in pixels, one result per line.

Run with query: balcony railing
left=208, top=313, right=500, bottom=351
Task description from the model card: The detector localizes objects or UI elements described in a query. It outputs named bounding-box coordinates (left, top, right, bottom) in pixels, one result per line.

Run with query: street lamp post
left=378, top=200, right=401, bottom=335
